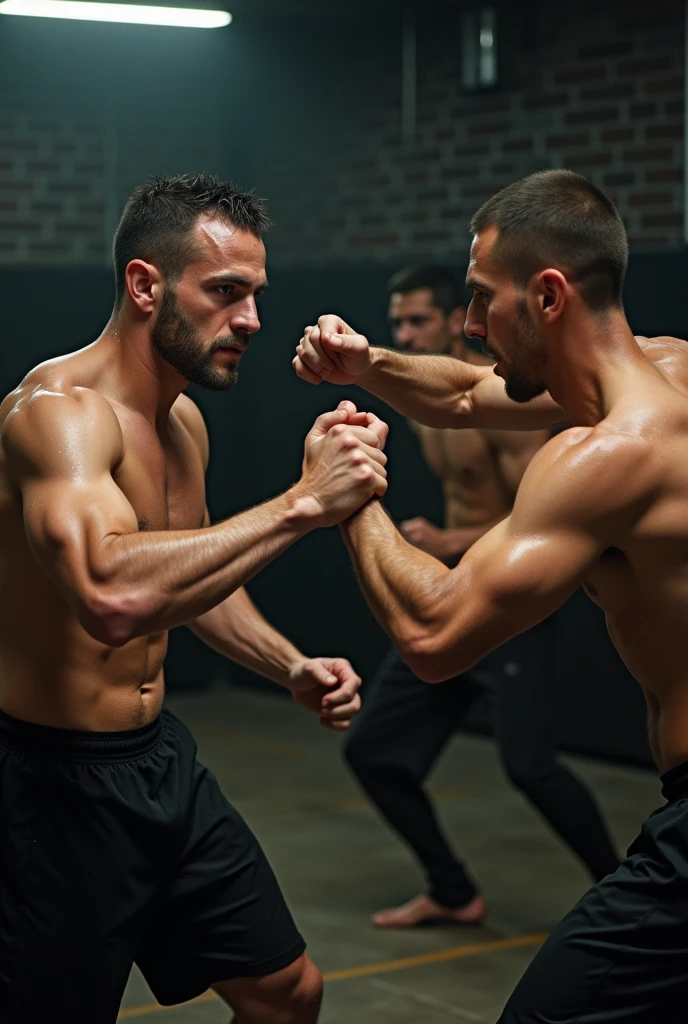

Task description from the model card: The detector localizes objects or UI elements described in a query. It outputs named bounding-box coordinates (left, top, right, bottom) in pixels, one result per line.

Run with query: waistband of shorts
left=660, top=760, right=688, bottom=803
left=0, top=708, right=163, bottom=764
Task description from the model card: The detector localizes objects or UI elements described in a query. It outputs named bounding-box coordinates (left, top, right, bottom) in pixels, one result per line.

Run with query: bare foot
left=372, top=892, right=486, bottom=928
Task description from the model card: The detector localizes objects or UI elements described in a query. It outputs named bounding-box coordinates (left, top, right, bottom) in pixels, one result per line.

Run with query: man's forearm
left=340, top=501, right=452, bottom=655
left=88, top=491, right=315, bottom=644
left=358, top=346, right=563, bottom=431
left=189, top=587, right=304, bottom=688
left=358, top=347, right=480, bottom=428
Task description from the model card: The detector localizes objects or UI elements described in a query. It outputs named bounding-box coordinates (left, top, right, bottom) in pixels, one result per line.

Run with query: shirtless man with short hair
left=0, top=173, right=388, bottom=1024
left=294, top=169, right=688, bottom=1022
left=344, top=264, right=618, bottom=930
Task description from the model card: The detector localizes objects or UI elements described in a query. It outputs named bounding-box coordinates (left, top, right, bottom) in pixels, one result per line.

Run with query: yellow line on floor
left=322, top=932, right=548, bottom=981
left=117, top=931, right=547, bottom=1019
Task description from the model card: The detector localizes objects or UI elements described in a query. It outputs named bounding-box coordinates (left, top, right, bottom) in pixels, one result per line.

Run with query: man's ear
left=448, top=305, right=467, bottom=339
left=538, top=269, right=567, bottom=324
left=448, top=306, right=467, bottom=358
left=124, top=259, right=163, bottom=314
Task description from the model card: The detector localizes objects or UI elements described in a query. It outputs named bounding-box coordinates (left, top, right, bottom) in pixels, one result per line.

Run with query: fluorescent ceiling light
left=0, top=0, right=231, bottom=28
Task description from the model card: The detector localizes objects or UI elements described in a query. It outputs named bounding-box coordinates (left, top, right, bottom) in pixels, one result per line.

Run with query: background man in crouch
left=344, top=264, right=618, bottom=929
left=0, top=173, right=388, bottom=1024
left=294, top=169, right=688, bottom=1023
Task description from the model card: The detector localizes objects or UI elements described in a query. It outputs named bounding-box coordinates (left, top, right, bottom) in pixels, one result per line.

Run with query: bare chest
left=113, top=414, right=206, bottom=533
left=417, top=424, right=499, bottom=489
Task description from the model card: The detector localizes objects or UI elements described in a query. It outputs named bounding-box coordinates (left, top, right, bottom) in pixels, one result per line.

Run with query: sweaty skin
left=293, top=294, right=688, bottom=773
left=0, top=220, right=389, bottom=733
left=406, top=348, right=549, bottom=565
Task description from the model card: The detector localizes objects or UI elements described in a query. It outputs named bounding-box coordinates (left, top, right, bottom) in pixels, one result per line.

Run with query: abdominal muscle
left=0, top=621, right=168, bottom=732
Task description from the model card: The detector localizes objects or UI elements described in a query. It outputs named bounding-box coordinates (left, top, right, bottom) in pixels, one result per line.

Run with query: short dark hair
left=470, top=170, right=628, bottom=311
left=113, top=173, right=271, bottom=306
left=387, top=265, right=466, bottom=316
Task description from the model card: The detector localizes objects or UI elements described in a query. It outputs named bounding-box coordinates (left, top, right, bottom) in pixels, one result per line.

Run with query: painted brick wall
left=0, top=0, right=685, bottom=268
left=266, top=0, right=686, bottom=267
left=0, top=107, right=110, bottom=266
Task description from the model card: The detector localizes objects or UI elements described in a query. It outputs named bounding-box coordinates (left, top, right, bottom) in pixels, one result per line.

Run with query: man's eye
left=409, top=316, right=429, bottom=326
left=217, top=285, right=234, bottom=295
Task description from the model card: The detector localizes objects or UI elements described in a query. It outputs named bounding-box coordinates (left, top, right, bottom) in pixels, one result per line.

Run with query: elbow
left=78, top=587, right=148, bottom=648
left=445, top=392, right=476, bottom=431
left=401, top=631, right=476, bottom=684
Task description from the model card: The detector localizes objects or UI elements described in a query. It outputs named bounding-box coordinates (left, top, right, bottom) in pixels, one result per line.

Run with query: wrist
left=283, top=484, right=325, bottom=531
left=286, top=655, right=308, bottom=690
left=358, top=344, right=385, bottom=387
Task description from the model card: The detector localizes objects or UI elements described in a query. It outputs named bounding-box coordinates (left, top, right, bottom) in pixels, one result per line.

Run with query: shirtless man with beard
left=0, top=174, right=388, bottom=1024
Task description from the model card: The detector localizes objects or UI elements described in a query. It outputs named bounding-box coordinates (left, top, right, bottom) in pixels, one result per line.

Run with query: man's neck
left=98, top=315, right=187, bottom=431
left=545, top=313, right=647, bottom=427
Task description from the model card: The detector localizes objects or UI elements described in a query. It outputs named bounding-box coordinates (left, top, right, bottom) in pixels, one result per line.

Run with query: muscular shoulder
left=636, top=335, right=688, bottom=396
left=1, top=383, right=123, bottom=480
left=515, top=425, right=654, bottom=530
left=636, top=334, right=688, bottom=357
left=172, top=393, right=209, bottom=469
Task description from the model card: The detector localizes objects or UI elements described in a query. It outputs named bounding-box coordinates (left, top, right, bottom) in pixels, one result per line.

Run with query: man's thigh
left=0, top=741, right=161, bottom=1023
left=487, top=617, right=560, bottom=757
left=347, top=648, right=480, bottom=763
left=137, top=759, right=306, bottom=1008
left=498, top=800, right=688, bottom=1023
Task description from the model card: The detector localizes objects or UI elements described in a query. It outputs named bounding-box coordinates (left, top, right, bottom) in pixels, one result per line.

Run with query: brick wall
left=266, top=0, right=686, bottom=267
left=0, top=107, right=111, bottom=266
left=0, top=95, right=234, bottom=268
left=0, top=19, right=247, bottom=269
left=0, top=0, right=685, bottom=268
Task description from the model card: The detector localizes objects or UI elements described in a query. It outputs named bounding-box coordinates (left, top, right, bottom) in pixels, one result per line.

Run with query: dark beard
left=503, top=301, right=547, bottom=404
left=504, top=371, right=547, bottom=404
left=151, top=286, right=245, bottom=391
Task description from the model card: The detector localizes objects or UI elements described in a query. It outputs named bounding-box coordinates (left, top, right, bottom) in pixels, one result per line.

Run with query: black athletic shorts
left=497, top=760, right=688, bottom=1023
left=0, top=707, right=305, bottom=1024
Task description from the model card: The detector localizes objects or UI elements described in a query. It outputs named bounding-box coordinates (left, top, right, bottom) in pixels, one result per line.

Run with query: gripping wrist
left=284, top=482, right=325, bottom=531
left=358, top=344, right=385, bottom=387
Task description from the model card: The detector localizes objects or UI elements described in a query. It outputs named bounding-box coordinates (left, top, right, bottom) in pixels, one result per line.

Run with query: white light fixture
left=461, top=5, right=498, bottom=91
left=0, top=0, right=231, bottom=28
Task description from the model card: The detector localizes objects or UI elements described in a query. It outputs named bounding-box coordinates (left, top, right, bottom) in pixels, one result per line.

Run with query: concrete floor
left=117, top=686, right=661, bottom=1023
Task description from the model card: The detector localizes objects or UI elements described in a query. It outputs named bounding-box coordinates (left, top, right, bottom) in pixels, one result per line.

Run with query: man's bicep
left=423, top=517, right=598, bottom=679
left=469, top=517, right=596, bottom=621
left=5, top=391, right=138, bottom=597
left=21, top=474, right=138, bottom=589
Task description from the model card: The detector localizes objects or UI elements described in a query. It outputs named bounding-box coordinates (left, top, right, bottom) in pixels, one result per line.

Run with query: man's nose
left=464, top=301, right=486, bottom=341
left=396, top=324, right=416, bottom=347
left=232, top=297, right=261, bottom=335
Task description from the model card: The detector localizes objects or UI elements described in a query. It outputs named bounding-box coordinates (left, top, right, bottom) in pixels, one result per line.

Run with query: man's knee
left=290, top=955, right=323, bottom=1009
left=501, top=749, right=553, bottom=793
left=215, top=954, right=323, bottom=1023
